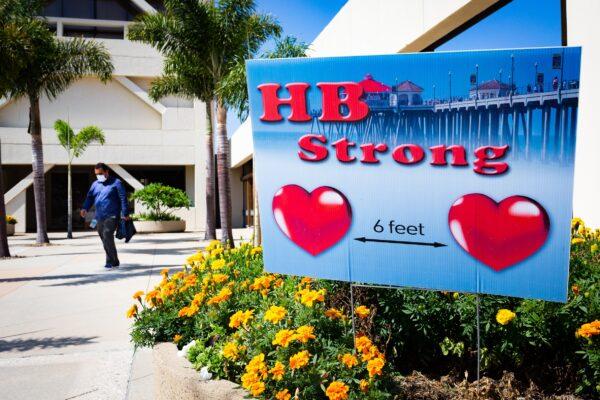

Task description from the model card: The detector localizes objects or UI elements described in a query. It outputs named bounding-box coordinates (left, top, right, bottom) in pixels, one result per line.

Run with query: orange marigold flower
left=354, top=336, right=373, bottom=353
left=275, top=389, right=291, bottom=400
left=340, top=353, right=358, bottom=368
left=572, top=285, right=580, bottom=295
left=294, top=325, right=316, bottom=343
left=173, top=334, right=182, bottom=343
left=245, top=353, right=268, bottom=378
left=325, top=381, right=349, bottom=400
left=325, top=308, right=344, bottom=320
left=576, top=320, right=600, bottom=338
left=126, top=304, right=138, bottom=318
left=132, top=290, right=144, bottom=301
left=297, top=288, right=325, bottom=307
left=359, top=379, right=369, bottom=392
left=289, top=350, right=310, bottom=370
left=222, top=341, right=240, bottom=360
left=367, top=357, right=385, bottom=378
left=355, top=305, right=370, bottom=319
left=229, top=310, right=254, bottom=329
left=272, top=329, right=296, bottom=348
left=160, top=268, right=169, bottom=276
left=207, top=287, right=232, bottom=305
left=269, top=361, right=285, bottom=381
left=212, top=273, right=229, bottom=284
left=264, top=305, right=287, bottom=324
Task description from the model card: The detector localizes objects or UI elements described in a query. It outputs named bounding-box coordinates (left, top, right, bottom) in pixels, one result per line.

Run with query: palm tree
left=0, top=0, right=113, bottom=244
left=129, top=0, right=280, bottom=247
left=54, top=120, right=105, bottom=239
left=218, top=36, right=308, bottom=245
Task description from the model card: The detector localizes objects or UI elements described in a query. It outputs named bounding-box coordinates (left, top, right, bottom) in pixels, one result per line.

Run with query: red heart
left=448, top=194, right=550, bottom=271
left=272, top=185, right=352, bottom=256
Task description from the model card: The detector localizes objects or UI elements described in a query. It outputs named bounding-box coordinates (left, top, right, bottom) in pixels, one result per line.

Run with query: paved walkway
left=0, top=230, right=249, bottom=400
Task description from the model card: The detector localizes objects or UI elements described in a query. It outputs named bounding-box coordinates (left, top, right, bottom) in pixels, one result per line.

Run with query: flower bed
left=129, top=219, right=600, bottom=399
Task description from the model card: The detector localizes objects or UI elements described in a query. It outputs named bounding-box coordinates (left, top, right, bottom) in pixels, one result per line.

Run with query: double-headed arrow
left=354, top=237, right=447, bottom=248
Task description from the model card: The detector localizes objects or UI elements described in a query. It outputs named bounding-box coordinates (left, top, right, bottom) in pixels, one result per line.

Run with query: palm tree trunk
left=215, top=101, right=234, bottom=247
left=253, top=175, right=261, bottom=246
left=67, top=161, right=73, bottom=239
left=29, top=95, right=49, bottom=244
left=0, top=139, right=11, bottom=258
left=204, top=100, right=216, bottom=240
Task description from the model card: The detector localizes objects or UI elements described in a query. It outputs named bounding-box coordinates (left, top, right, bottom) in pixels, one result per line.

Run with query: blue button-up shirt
left=82, top=176, right=129, bottom=220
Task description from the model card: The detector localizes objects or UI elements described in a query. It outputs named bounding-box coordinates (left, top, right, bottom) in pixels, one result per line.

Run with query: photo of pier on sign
left=247, top=47, right=581, bottom=302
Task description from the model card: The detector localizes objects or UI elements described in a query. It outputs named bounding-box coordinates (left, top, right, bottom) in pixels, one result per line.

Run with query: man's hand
left=80, top=209, right=87, bottom=218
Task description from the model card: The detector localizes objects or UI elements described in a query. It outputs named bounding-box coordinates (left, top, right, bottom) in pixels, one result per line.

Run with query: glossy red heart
left=272, top=185, right=352, bottom=256
left=448, top=194, right=550, bottom=271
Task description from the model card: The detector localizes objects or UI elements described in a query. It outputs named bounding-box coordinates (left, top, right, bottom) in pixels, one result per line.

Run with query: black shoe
left=104, top=263, right=113, bottom=269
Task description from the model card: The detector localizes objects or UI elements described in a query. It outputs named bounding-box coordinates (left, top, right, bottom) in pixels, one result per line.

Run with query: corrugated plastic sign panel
left=246, top=47, right=581, bottom=302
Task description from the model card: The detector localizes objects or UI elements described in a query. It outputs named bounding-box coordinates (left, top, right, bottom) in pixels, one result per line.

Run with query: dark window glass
left=42, top=0, right=61, bottom=17
left=42, top=0, right=140, bottom=21
left=63, top=25, right=124, bottom=39
left=62, top=0, right=94, bottom=19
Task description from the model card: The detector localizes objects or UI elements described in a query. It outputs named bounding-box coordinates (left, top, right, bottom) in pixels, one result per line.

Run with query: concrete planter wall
left=133, top=220, right=186, bottom=233
left=6, top=224, right=15, bottom=236
left=153, top=342, right=247, bottom=400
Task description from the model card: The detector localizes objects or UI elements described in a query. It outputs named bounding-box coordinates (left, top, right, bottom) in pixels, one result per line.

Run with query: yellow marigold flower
left=245, top=353, right=268, bottom=378
left=250, top=246, right=262, bottom=255
left=250, top=275, right=275, bottom=291
left=126, top=304, right=138, bottom=318
left=361, top=344, right=383, bottom=361
left=160, top=268, right=169, bottom=276
left=355, top=336, right=373, bottom=353
left=132, top=290, right=144, bottom=301
left=571, top=237, right=585, bottom=245
left=211, top=259, right=226, bottom=270
left=294, top=325, right=316, bottom=343
left=325, top=308, right=344, bottom=320
left=297, top=288, right=325, bottom=307
left=172, top=271, right=185, bottom=281
left=591, top=243, right=598, bottom=254
left=144, top=290, right=161, bottom=307
left=207, top=287, right=232, bottom=305
left=496, top=309, right=516, bottom=325
left=264, top=305, right=287, bottom=324
left=367, top=357, right=385, bottom=378
left=212, top=273, right=229, bottom=284
left=359, top=379, right=369, bottom=393
left=173, top=334, right=182, bottom=343
left=355, top=305, right=370, bottom=319
left=229, top=310, right=254, bottom=329
left=340, top=353, right=358, bottom=368
left=275, top=389, right=291, bottom=400
left=269, top=361, right=285, bottom=381
left=222, top=342, right=240, bottom=360
left=453, top=292, right=460, bottom=299
left=272, top=329, right=296, bottom=348
left=576, top=320, right=600, bottom=338
left=206, top=239, right=221, bottom=251
left=211, top=247, right=224, bottom=258
left=289, top=350, right=310, bottom=370
left=325, top=381, right=349, bottom=400
left=178, top=304, right=199, bottom=318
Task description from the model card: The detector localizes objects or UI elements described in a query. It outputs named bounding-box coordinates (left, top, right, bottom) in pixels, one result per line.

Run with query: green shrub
left=129, top=183, right=191, bottom=221
left=131, top=213, right=182, bottom=222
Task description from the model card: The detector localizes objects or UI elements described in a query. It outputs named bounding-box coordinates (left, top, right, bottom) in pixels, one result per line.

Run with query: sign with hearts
left=247, top=47, right=581, bottom=302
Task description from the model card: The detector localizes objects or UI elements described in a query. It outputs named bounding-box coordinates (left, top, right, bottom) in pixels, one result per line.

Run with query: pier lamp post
left=499, top=68, right=503, bottom=83
left=433, top=84, right=436, bottom=104
left=448, top=71, right=452, bottom=108
left=534, top=62, right=539, bottom=91
left=510, top=54, right=515, bottom=95
left=475, top=64, right=479, bottom=104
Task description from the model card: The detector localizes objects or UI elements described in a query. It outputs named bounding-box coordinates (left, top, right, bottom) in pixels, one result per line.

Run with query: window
left=42, top=0, right=140, bottom=21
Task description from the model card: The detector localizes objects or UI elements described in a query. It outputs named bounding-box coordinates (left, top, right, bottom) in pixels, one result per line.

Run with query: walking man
left=80, top=163, right=129, bottom=269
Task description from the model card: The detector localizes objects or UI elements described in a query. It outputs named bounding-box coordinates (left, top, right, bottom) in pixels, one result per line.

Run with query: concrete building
left=231, top=0, right=600, bottom=228
left=0, top=0, right=219, bottom=233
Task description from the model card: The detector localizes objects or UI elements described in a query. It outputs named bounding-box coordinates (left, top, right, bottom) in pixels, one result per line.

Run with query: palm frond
left=72, top=126, right=105, bottom=158
left=53, top=119, right=74, bottom=149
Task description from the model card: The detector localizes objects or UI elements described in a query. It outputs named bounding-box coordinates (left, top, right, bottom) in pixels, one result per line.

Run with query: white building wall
left=567, top=0, right=600, bottom=228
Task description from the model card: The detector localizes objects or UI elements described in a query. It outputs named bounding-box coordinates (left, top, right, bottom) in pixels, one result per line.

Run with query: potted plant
left=5, top=215, right=17, bottom=236
left=130, top=183, right=191, bottom=233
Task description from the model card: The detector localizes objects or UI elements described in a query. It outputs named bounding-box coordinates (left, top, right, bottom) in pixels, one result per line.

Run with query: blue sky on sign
left=228, top=0, right=563, bottom=135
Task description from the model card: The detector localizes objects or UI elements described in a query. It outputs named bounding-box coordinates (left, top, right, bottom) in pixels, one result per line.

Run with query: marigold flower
left=132, top=290, right=144, bottom=301
left=297, top=288, right=325, bottom=307
left=207, top=287, right=232, bottom=305
left=361, top=344, right=383, bottom=361
left=126, top=304, right=138, bottom=318
left=211, top=259, right=226, bottom=270
left=325, top=308, right=344, bottom=320
left=572, top=285, right=580, bottom=295
left=264, top=305, right=287, bottom=324
left=354, top=336, right=373, bottom=353
left=576, top=320, right=600, bottom=338
left=355, top=305, right=370, bottom=319
left=269, top=361, right=285, bottom=381
left=173, top=334, right=182, bottom=343
left=571, top=237, right=585, bottom=245
left=250, top=275, right=275, bottom=291
left=367, top=357, right=385, bottom=378
left=275, top=389, right=291, bottom=400
left=289, top=350, right=310, bottom=370
left=222, top=342, right=240, bottom=360
left=359, top=379, right=369, bottom=393
left=325, top=381, right=349, bottom=400
left=229, top=310, right=254, bottom=329
left=591, top=243, right=598, bottom=254
left=340, top=353, right=358, bottom=368
left=160, top=268, right=169, bottom=276
left=496, top=309, right=516, bottom=325
left=272, top=329, right=296, bottom=347
left=245, top=353, right=268, bottom=378
left=294, top=325, right=316, bottom=343
left=250, top=246, right=262, bottom=255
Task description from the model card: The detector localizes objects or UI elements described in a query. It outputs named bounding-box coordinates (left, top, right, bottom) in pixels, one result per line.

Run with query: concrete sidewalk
left=0, top=230, right=249, bottom=400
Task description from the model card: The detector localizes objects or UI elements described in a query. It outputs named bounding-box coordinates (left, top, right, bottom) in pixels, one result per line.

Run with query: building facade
left=1, top=0, right=249, bottom=233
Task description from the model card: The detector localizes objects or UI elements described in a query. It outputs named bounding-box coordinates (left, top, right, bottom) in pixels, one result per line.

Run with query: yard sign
left=246, top=47, right=582, bottom=302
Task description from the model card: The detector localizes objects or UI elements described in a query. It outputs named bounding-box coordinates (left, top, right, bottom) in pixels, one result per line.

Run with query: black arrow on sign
left=354, top=237, right=447, bottom=248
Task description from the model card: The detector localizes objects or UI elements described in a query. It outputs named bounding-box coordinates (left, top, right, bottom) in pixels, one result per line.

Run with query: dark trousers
left=97, top=216, right=119, bottom=266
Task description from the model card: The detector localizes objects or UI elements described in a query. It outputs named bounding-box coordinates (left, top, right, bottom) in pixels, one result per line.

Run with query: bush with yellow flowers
left=129, top=240, right=390, bottom=399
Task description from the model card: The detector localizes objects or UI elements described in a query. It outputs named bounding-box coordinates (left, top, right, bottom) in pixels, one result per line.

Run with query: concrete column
left=6, top=191, right=26, bottom=234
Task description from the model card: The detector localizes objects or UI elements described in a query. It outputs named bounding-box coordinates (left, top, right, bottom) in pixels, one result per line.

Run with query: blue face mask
left=96, top=174, right=107, bottom=182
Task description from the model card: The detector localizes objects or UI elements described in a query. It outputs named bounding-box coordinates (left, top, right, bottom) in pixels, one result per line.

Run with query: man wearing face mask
left=80, top=163, right=130, bottom=269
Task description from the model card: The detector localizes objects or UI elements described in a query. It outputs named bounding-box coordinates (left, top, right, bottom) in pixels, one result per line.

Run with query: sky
left=228, top=0, right=563, bottom=135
